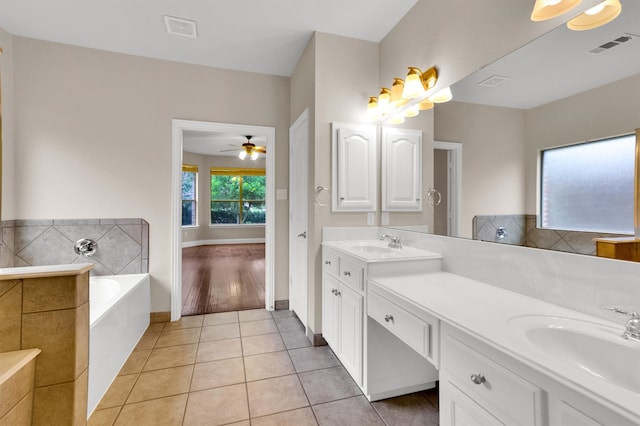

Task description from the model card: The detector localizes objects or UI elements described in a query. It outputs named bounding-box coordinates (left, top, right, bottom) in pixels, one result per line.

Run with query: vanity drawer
left=323, top=251, right=340, bottom=277
left=443, top=334, right=543, bottom=426
left=368, top=290, right=438, bottom=365
left=339, top=258, right=363, bottom=291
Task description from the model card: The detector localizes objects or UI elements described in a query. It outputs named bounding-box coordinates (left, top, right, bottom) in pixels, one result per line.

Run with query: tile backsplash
left=1, top=219, right=149, bottom=275
left=472, top=214, right=624, bottom=255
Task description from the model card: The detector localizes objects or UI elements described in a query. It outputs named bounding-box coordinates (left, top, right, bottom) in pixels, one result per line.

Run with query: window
left=210, top=168, right=266, bottom=225
left=182, top=164, right=198, bottom=226
left=540, top=134, right=635, bottom=234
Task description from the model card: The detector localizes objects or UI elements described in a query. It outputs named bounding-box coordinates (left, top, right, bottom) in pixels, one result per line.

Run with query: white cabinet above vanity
left=381, top=127, right=422, bottom=212
left=331, top=123, right=377, bottom=212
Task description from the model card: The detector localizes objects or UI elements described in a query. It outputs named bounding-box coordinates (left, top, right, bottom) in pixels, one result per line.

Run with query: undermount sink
left=345, top=242, right=397, bottom=255
left=322, top=239, right=442, bottom=262
left=507, top=315, right=640, bottom=393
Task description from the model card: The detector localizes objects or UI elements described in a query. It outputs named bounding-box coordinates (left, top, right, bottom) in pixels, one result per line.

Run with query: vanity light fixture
left=366, top=65, right=450, bottom=123
left=567, top=0, right=622, bottom=31
left=530, top=0, right=581, bottom=21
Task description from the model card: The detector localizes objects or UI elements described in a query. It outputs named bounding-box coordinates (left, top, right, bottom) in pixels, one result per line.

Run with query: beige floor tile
left=246, top=374, right=309, bottom=418
left=244, top=351, right=295, bottom=382
left=372, top=392, right=439, bottom=426
left=299, top=366, right=362, bottom=405
left=155, top=328, right=201, bottom=348
left=134, top=329, right=161, bottom=351
left=312, top=396, right=384, bottom=426
left=96, top=374, right=137, bottom=409
left=127, top=365, right=193, bottom=403
left=251, top=407, right=318, bottom=426
left=238, top=309, right=273, bottom=322
left=239, top=319, right=278, bottom=337
left=88, top=406, right=121, bottom=426
left=118, top=350, right=151, bottom=375
left=183, top=383, right=249, bottom=426
left=204, top=311, right=239, bottom=326
left=146, top=322, right=166, bottom=333
left=190, top=357, right=245, bottom=392
left=115, top=394, right=187, bottom=426
left=196, top=338, right=242, bottom=363
left=288, top=346, right=340, bottom=373
left=199, top=323, right=241, bottom=342
left=163, top=315, right=204, bottom=330
left=142, top=344, right=197, bottom=371
left=241, top=333, right=285, bottom=356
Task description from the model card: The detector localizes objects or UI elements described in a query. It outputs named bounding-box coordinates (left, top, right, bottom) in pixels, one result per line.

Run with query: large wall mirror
left=389, top=2, right=640, bottom=258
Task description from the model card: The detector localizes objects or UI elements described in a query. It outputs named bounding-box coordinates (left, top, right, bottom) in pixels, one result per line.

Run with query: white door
left=434, top=141, right=462, bottom=237
left=289, top=110, right=309, bottom=327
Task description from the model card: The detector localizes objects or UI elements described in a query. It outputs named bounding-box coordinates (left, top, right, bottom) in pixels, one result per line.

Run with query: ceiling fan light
left=567, top=0, right=621, bottom=30
left=238, top=150, right=247, bottom=160
left=530, top=0, right=582, bottom=21
left=251, top=151, right=259, bottom=160
left=428, top=86, right=453, bottom=103
left=402, top=67, right=425, bottom=99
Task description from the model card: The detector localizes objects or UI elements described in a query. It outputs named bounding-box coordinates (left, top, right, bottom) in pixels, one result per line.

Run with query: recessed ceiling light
left=478, top=75, right=510, bottom=88
left=163, top=16, right=198, bottom=39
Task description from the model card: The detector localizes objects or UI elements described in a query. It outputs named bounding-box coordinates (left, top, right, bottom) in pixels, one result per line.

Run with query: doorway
left=433, top=141, right=462, bottom=237
left=171, top=120, right=275, bottom=321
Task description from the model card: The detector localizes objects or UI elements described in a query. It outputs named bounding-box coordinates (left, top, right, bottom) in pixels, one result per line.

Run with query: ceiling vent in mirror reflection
left=164, top=16, right=198, bottom=39
left=478, top=75, right=510, bottom=88
left=589, top=33, right=635, bottom=53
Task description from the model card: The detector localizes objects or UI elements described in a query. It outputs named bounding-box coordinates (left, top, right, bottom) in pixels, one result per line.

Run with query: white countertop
left=322, top=240, right=442, bottom=263
left=369, top=271, right=640, bottom=422
left=0, top=263, right=94, bottom=280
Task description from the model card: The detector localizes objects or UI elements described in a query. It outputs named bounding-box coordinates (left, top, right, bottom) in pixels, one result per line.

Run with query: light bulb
left=402, top=67, right=425, bottom=99
left=404, top=105, right=420, bottom=117
left=378, top=88, right=391, bottom=112
left=367, top=97, right=379, bottom=117
left=428, top=87, right=452, bottom=103
left=390, top=78, right=408, bottom=108
left=238, top=150, right=247, bottom=160
left=251, top=151, right=259, bottom=160
left=585, top=1, right=606, bottom=15
left=388, top=115, right=405, bottom=124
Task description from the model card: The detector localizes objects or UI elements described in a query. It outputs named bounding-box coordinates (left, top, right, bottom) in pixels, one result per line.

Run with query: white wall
left=182, top=151, right=266, bottom=244
left=11, top=36, right=291, bottom=311
left=0, top=28, right=15, bottom=219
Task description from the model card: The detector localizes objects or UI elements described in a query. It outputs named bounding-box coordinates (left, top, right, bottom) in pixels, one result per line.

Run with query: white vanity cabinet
left=439, top=323, right=637, bottom=426
left=331, top=123, right=377, bottom=212
left=381, top=127, right=422, bottom=212
left=321, top=248, right=364, bottom=384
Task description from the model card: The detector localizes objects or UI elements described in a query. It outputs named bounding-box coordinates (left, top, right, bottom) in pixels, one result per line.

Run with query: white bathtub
left=88, top=274, right=150, bottom=418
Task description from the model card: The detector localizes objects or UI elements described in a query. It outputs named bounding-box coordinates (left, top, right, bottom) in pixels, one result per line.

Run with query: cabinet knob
left=335, top=290, right=341, bottom=296
left=325, top=260, right=331, bottom=265
left=384, top=314, right=394, bottom=323
left=470, top=374, right=486, bottom=385
left=343, top=271, right=351, bottom=277
left=331, top=288, right=337, bottom=295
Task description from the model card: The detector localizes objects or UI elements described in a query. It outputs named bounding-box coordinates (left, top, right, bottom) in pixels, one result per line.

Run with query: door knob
left=298, top=231, right=307, bottom=238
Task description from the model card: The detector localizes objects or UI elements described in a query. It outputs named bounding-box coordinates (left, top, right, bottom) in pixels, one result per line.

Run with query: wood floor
left=182, top=244, right=265, bottom=316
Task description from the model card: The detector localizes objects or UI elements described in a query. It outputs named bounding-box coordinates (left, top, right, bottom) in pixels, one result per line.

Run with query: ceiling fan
left=221, top=135, right=266, bottom=160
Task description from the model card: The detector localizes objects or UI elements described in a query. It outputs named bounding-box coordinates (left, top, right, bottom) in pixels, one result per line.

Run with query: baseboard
left=150, top=311, right=171, bottom=323
left=306, top=327, right=327, bottom=347
left=274, top=300, right=289, bottom=310
left=182, top=238, right=266, bottom=248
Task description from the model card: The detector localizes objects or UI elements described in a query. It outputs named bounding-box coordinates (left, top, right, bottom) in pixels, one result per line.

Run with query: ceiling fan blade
left=254, top=148, right=267, bottom=153
left=219, top=148, right=241, bottom=152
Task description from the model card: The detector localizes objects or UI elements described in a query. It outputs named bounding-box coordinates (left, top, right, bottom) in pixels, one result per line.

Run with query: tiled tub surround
left=0, top=219, right=149, bottom=275
left=473, top=214, right=625, bottom=255
left=0, top=264, right=94, bottom=425
left=0, top=349, right=41, bottom=426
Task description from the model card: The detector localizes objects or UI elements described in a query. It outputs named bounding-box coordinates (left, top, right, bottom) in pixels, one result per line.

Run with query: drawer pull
left=384, top=314, right=394, bottom=323
left=325, top=260, right=331, bottom=265
left=470, top=374, right=486, bottom=385
left=343, top=271, right=351, bottom=277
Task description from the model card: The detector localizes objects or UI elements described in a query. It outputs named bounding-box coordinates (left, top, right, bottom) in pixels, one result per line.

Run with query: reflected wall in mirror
left=390, top=2, right=640, bottom=258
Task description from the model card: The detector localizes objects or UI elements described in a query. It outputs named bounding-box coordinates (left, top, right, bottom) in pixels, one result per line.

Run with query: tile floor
left=88, top=308, right=439, bottom=426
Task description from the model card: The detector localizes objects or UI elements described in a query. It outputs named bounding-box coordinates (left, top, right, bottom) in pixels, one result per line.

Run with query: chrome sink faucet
left=380, top=234, right=402, bottom=249
left=604, top=306, right=640, bottom=341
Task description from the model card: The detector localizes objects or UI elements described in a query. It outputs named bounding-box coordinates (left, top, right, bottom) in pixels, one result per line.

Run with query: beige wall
left=524, top=73, right=640, bottom=214
left=11, top=36, right=290, bottom=311
left=435, top=101, right=526, bottom=238
left=0, top=28, right=15, bottom=220
left=182, top=151, right=266, bottom=243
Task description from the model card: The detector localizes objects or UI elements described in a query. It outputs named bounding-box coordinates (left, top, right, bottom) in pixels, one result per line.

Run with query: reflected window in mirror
left=182, top=164, right=198, bottom=227
left=540, top=133, right=635, bottom=234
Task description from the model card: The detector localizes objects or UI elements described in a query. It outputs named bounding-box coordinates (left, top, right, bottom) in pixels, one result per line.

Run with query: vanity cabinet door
left=441, top=381, right=505, bottom=426
left=331, top=123, right=377, bottom=212
left=337, top=283, right=363, bottom=385
left=322, top=273, right=340, bottom=349
left=381, top=127, right=422, bottom=211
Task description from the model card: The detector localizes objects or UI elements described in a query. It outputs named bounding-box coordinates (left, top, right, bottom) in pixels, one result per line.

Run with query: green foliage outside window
left=211, top=170, right=266, bottom=224
left=182, top=169, right=197, bottom=226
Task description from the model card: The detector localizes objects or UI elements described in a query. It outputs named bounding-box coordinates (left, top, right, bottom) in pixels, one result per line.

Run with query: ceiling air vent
left=478, top=75, right=510, bottom=88
left=589, top=34, right=634, bottom=54
left=164, top=16, right=198, bottom=39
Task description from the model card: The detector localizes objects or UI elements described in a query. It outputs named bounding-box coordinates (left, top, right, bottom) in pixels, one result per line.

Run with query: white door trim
left=434, top=141, right=462, bottom=237
left=171, top=119, right=276, bottom=321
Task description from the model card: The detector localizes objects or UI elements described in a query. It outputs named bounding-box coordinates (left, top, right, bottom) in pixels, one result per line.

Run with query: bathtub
left=88, top=273, right=150, bottom=418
